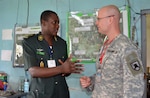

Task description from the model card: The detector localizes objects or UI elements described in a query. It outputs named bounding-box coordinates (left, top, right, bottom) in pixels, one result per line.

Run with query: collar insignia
left=54, top=36, right=57, bottom=41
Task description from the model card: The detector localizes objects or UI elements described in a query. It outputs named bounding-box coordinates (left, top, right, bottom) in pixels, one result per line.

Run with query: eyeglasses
left=96, top=15, right=115, bottom=21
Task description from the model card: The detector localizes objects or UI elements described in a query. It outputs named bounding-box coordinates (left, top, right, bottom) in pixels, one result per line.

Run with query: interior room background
left=0, top=0, right=150, bottom=98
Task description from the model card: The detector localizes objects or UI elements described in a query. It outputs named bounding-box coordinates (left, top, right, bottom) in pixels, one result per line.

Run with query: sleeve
left=22, top=39, right=37, bottom=71
left=122, top=47, right=145, bottom=98
left=64, top=41, right=70, bottom=77
left=85, top=74, right=96, bottom=92
left=64, top=41, right=68, bottom=60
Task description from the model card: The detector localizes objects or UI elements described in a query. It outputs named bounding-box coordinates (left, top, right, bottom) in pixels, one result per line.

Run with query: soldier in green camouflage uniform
left=80, top=5, right=145, bottom=98
left=23, top=10, right=83, bottom=98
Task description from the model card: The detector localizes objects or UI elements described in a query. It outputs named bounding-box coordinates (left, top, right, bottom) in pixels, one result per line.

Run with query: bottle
left=24, top=78, right=29, bottom=93
left=3, top=81, right=7, bottom=91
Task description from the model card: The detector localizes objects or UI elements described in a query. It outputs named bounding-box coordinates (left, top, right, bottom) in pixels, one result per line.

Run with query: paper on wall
left=2, top=29, right=13, bottom=40
left=1, top=50, right=12, bottom=61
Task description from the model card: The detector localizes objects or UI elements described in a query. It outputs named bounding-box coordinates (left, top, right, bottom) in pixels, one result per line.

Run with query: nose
left=56, top=23, right=60, bottom=29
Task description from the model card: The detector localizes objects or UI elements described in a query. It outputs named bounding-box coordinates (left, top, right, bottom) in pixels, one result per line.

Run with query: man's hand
left=80, top=76, right=91, bottom=88
left=58, top=55, right=84, bottom=74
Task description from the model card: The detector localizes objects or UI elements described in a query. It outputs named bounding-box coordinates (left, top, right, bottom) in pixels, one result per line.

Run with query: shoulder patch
left=125, top=52, right=143, bottom=76
left=38, top=35, right=43, bottom=41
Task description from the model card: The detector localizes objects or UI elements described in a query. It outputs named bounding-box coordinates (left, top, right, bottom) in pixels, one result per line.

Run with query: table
left=0, top=92, right=27, bottom=98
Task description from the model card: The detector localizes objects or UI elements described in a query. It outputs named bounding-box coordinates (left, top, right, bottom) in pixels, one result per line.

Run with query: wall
left=0, top=0, right=150, bottom=98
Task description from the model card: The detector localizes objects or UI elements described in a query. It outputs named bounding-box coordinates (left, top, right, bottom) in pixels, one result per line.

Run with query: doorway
left=141, top=9, right=150, bottom=98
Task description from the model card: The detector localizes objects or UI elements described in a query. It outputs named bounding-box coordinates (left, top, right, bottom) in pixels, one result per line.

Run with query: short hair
left=40, top=10, right=57, bottom=23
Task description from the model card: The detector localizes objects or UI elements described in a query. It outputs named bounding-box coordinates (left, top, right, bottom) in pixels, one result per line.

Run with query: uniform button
left=55, top=81, right=58, bottom=85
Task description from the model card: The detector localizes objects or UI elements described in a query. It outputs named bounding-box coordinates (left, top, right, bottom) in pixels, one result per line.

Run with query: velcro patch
left=126, top=52, right=143, bottom=76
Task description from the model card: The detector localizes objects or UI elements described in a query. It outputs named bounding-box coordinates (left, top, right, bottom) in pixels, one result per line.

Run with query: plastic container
left=24, top=78, right=29, bottom=93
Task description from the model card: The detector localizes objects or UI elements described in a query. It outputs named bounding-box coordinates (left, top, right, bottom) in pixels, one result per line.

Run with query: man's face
left=42, top=14, right=59, bottom=36
left=95, top=10, right=111, bottom=35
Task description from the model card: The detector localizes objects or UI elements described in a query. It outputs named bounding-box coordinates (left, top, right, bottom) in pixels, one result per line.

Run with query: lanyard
left=99, top=45, right=108, bottom=64
left=49, top=46, right=53, bottom=59
left=99, top=39, right=113, bottom=64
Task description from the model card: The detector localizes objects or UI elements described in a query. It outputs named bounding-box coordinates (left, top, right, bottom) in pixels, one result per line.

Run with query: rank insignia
left=38, top=35, right=43, bottom=41
left=36, top=48, right=45, bottom=55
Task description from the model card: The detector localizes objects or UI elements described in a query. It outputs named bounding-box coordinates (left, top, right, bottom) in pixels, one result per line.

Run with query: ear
left=109, top=16, right=114, bottom=24
left=41, top=20, right=46, bottom=26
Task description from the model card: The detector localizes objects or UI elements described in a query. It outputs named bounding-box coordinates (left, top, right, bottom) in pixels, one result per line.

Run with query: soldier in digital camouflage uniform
left=80, top=5, right=145, bottom=98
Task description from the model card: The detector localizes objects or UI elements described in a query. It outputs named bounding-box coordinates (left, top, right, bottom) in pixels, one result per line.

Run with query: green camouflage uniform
left=86, top=34, right=145, bottom=98
left=22, top=32, right=69, bottom=98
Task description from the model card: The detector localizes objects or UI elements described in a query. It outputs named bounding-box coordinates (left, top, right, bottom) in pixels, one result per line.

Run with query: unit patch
left=130, top=61, right=140, bottom=71
left=126, top=52, right=143, bottom=76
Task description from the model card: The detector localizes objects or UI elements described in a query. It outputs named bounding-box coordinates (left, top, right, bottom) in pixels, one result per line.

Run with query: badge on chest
left=47, top=60, right=56, bottom=68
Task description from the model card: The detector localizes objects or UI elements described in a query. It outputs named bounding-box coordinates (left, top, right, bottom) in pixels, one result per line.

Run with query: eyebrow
left=97, top=15, right=115, bottom=20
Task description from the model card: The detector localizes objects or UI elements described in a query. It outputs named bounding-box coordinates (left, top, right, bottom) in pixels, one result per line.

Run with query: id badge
left=47, top=60, right=56, bottom=68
